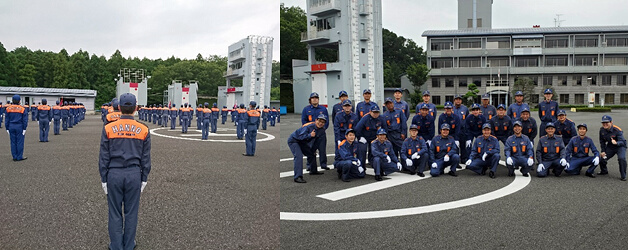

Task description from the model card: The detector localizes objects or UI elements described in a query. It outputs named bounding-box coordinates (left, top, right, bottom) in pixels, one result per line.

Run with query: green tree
left=511, top=77, right=536, bottom=105
left=406, top=63, right=430, bottom=91
left=382, top=28, right=426, bottom=87
left=18, top=64, right=37, bottom=87
left=464, top=83, right=480, bottom=107
left=272, top=61, right=279, bottom=88
left=271, top=86, right=280, bottom=101
left=280, top=4, right=307, bottom=78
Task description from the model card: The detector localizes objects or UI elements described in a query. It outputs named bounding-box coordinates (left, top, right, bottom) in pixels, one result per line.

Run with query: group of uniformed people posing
left=289, top=88, right=627, bottom=183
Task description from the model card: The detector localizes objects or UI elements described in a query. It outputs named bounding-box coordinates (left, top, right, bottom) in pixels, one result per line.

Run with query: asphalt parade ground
left=0, top=115, right=279, bottom=249
left=280, top=110, right=628, bottom=249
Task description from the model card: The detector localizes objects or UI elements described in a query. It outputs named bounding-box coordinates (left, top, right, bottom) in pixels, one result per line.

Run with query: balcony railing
left=301, top=29, right=330, bottom=42
left=309, top=0, right=341, bottom=16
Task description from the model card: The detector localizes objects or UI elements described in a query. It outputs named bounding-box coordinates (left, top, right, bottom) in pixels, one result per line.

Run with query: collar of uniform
left=120, top=115, right=134, bottom=119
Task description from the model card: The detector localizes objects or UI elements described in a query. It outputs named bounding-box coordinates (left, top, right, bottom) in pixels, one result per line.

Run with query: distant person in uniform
left=106, top=98, right=122, bottom=125
left=0, top=101, right=5, bottom=128
left=416, top=90, right=436, bottom=118
left=598, top=115, right=627, bottom=181
left=400, top=124, right=429, bottom=176
left=243, top=101, right=261, bottom=156
left=564, top=123, right=600, bottom=178
left=5, top=95, right=28, bottom=161
left=536, top=122, right=568, bottom=177
left=61, top=101, right=70, bottom=130
left=504, top=121, right=534, bottom=177
left=465, top=123, right=501, bottom=179
left=507, top=91, right=529, bottom=120
left=52, top=101, right=62, bottom=135
left=99, top=93, right=151, bottom=250
left=538, top=88, right=559, bottom=137
left=334, top=129, right=365, bottom=182
left=36, top=99, right=52, bottom=142
left=429, top=123, right=460, bottom=177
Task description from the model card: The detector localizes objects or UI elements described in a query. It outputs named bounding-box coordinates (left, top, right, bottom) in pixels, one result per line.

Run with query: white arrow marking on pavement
left=150, top=127, right=275, bottom=142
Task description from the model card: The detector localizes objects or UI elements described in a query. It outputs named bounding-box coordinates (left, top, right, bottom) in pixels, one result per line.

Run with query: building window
left=432, top=96, right=441, bottom=105
left=604, top=55, right=628, bottom=66
left=361, top=48, right=365, bottom=53
left=432, top=78, right=440, bottom=88
left=558, top=75, right=568, bottom=86
left=514, top=39, right=542, bottom=48
left=605, top=94, right=615, bottom=104
left=459, top=78, right=468, bottom=87
left=587, top=75, right=597, bottom=85
left=362, top=73, right=366, bottom=79
left=459, top=58, right=481, bottom=67
left=487, top=57, right=509, bottom=67
left=445, top=78, right=454, bottom=87
left=529, top=76, right=539, bottom=85
left=431, top=59, right=453, bottom=69
left=595, top=94, right=600, bottom=104
left=459, top=39, right=481, bottom=49
left=477, top=18, right=482, bottom=28
left=543, top=75, right=553, bottom=85
left=618, top=75, right=627, bottom=86
left=529, top=94, right=540, bottom=105
left=445, top=95, right=454, bottom=103
left=560, top=94, right=569, bottom=104
left=514, top=57, right=538, bottom=67
left=466, top=19, right=482, bottom=28
left=621, top=94, right=628, bottom=104
left=575, top=38, right=598, bottom=47
left=575, top=94, right=585, bottom=104
left=606, top=37, right=628, bottom=47
left=573, top=75, right=582, bottom=86
left=574, top=56, right=597, bottom=66
left=545, top=38, right=569, bottom=48
left=431, top=40, right=453, bottom=51
left=545, top=56, right=568, bottom=67
left=602, top=75, right=612, bottom=86
left=473, top=77, right=481, bottom=87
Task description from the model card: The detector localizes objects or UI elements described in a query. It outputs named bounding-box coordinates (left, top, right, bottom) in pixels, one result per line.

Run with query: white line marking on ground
left=150, top=127, right=275, bottom=142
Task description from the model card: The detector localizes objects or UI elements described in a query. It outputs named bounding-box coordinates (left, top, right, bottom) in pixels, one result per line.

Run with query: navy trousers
left=107, top=167, right=141, bottom=250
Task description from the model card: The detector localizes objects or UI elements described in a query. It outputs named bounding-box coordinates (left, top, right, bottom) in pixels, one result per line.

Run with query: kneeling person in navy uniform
left=430, top=123, right=460, bottom=177
left=536, top=122, right=568, bottom=177
left=400, top=124, right=429, bottom=176
left=505, top=121, right=534, bottom=177
left=335, top=129, right=366, bottom=182
left=598, top=115, right=627, bottom=181
left=564, top=123, right=600, bottom=177
left=99, top=93, right=151, bottom=250
left=465, top=123, right=501, bottom=178
left=371, top=128, right=402, bottom=181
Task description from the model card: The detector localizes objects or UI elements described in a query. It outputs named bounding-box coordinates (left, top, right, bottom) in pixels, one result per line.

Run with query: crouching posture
left=334, top=129, right=366, bottom=182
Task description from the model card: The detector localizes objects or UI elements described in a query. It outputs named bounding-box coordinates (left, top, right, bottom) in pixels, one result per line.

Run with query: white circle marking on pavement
left=150, top=127, right=275, bottom=142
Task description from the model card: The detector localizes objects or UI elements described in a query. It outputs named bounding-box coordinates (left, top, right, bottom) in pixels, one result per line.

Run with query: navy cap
left=56, top=100, right=60, bottom=104
left=250, top=101, right=257, bottom=107
left=385, top=97, right=394, bottom=103
left=377, top=128, right=387, bottom=135
left=513, top=121, right=523, bottom=127
left=213, top=103, right=217, bottom=107
left=394, top=88, right=403, bottom=93
left=345, top=128, right=356, bottom=135
left=515, top=91, right=524, bottom=96
left=482, top=123, right=492, bottom=130
left=224, top=106, right=227, bottom=108
left=481, top=93, right=490, bottom=99
left=339, top=90, right=348, bottom=97
left=370, top=105, right=380, bottom=112
left=422, top=90, right=430, bottom=96
left=240, top=104, right=245, bottom=108
left=342, top=99, right=352, bottom=106
left=41, top=99, right=47, bottom=105
left=12, top=94, right=20, bottom=102
left=316, top=114, right=327, bottom=121
left=363, top=89, right=372, bottom=94
left=204, top=102, right=209, bottom=106
left=111, top=98, right=120, bottom=107
left=409, top=124, right=419, bottom=130
left=497, top=104, right=506, bottom=110
left=602, top=115, right=612, bottom=123
left=444, top=102, right=453, bottom=108
left=454, top=94, right=463, bottom=99
left=119, top=94, right=136, bottom=107
left=471, top=103, right=480, bottom=110
left=440, top=123, right=450, bottom=130
left=420, top=103, right=429, bottom=110
left=577, top=123, right=588, bottom=129
left=521, top=107, right=530, bottom=113
left=310, top=92, right=319, bottom=98
left=545, top=122, right=556, bottom=128
left=544, top=88, right=553, bottom=94
left=558, top=110, right=566, bottom=116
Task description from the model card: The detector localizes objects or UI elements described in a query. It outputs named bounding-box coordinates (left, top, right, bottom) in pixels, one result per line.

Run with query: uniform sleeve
left=565, top=139, right=574, bottom=162
left=559, top=139, right=566, bottom=159
left=400, top=139, right=410, bottom=160
left=371, top=142, right=385, bottom=159
left=98, top=128, right=110, bottom=183
left=338, top=143, right=357, bottom=161
left=448, top=138, right=459, bottom=156
left=507, top=105, right=513, bottom=118
left=331, top=106, right=337, bottom=125
left=415, top=104, right=420, bottom=114
left=599, top=129, right=607, bottom=152
left=301, top=107, right=308, bottom=125
left=294, top=126, right=313, bottom=141
left=401, top=112, right=407, bottom=136
left=437, top=115, right=443, bottom=135
left=530, top=119, right=538, bottom=141
left=570, top=123, right=577, bottom=139
left=616, top=130, right=626, bottom=147
left=418, top=138, right=428, bottom=155
left=141, top=132, right=152, bottom=182
left=404, top=104, right=409, bottom=120
left=536, top=139, right=543, bottom=163
left=469, top=138, right=479, bottom=160
left=323, top=108, right=329, bottom=130
left=428, top=116, right=435, bottom=139
left=22, top=110, right=28, bottom=129
left=429, top=137, right=437, bottom=162
left=504, top=137, right=513, bottom=158
left=333, top=114, right=342, bottom=140
left=525, top=137, right=534, bottom=159
left=489, top=138, right=500, bottom=156
left=355, top=115, right=368, bottom=138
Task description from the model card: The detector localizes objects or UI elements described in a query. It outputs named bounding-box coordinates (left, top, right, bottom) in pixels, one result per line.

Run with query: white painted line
left=279, top=165, right=336, bottom=178
left=280, top=154, right=335, bottom=162
left=179, top=133, right=239, bottom=137
left=150, top=127, right=275, bottom=142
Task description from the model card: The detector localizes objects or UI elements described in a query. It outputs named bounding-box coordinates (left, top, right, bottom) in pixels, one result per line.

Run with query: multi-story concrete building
left=422, top=0, right=628, bottom=107
left=220, top=35, right=274, bottom=109
left=167, top=80, right=198, bottom=108
left=116, top=68, right=148, bottom=107
left=292, top=0, right=384, bottom=114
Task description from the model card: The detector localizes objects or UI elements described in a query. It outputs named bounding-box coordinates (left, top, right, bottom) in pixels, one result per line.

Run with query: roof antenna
left=554, top=14, right=565, bottom=27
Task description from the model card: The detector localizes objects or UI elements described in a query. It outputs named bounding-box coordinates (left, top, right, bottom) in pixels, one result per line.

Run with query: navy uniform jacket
left=356, top=101, right=378, bottom=119
left=429, top=134, right=458, bottom=162
left=355, top=114, right=386, bottom=141
left=400, top=136, right=428, bottom=160
left=517, top=117, right=538, bottom=142
left=507, top=103, right=530, bottom=120
left=106, top=111, right=122, bottom=124
left=371, top=139, right=399, bottom=163
left=505, top=134, right=534, bottom=158
left=1, top=104, right=6, bottom=117
left=337, top=139, right=359, bottom=162
left=538, top=100, right=559, bottom=123
left=99, top=115, right=151, bottom=183
left=37, top=105, right=53, bottom=121
left=599, top=125, right=627, bottom=152
left=302, top=104, right=329, bottom=129
left=170, top=107, right=178, bottom=118
left=331, top=102, right=355, bottom=125
left=211, top=107, right=220, bottom=120
left=411, top=114, right=435, bottom=141
left=245, top=109, right=261, bottom=129
left=5, top=104, right=28, bottom=130
left=438, top=113, right=462, bottom=140
left=61, top=106, right=70, bottom=119
left=556, top=119, right=577, bottom=145
left=489, top=115, right=513, bottom=140
left=221, top=108, right=229, bottom=118
left=465, top=114, right=487, bottom=139
left=383, top=108, right=407, bottom=135
left=566, top=136, right=600, bottom=161
left=394, top=99, right=410, bottom=120
left=469, top=135, right=500, bottom=160
left=536, top=135, right=566, bottom=162
left=52, top=105, right=62, bottom=119
left=479, top=104, right=497, bottom=120
left=415, top=102, right=437, bottom=117
left=453, top=104, right=469, bottom=121
left=202, top=108, right=211, bottom=121
left=237, top=108, right=248, bottom=122
left=287, top=122, right=326, bottom=148
left=334, top=111, right=359, bottom=141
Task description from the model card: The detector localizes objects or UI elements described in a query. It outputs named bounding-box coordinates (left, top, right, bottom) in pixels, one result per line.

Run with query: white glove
left=22, top=130, right=25, bottom=136
left=201, top=122, right=203, bottom=126
left=244, top=129, right=247, bottom=134
left=466, top=140, right=472, bottom=147
left=386, top=155, right=391, bottom=163
left=537, top=164, right=545, bottom=172
left=397, top=162, right=402, bottom=170
left=482, top=153, right=488, bottom=161
left=357, top=159, right=361, bottom=166
left=49, top=121, right=52, bottom=125
left=455, top=141, right=460, bottom=147
left=141, top=182, right=147, bottom=192
left=431, top=162, right=438, bottom=169
left=527, top=158, right=534, bottom=166
left=426, top=140, right=431, bottom=146
left=411, top=152, right=420, bottom=159
left=352, top=161, right=359, bottom=166
left=6, top=130, right=9, bottom=135
left=565, top=163, right=570, bottom=170
left=560, top=158, right=567, bottom=166
left=38, top=121, right=40, bottom=125
left=506, top=157, right=513, bottom=165
left=358, top=166, right=364, bottom=173
left=593, top=156, right=600, bottom=166
left=337, top=140, right=341, bottom=145
left=444, top=155, right=450, bottom=162
left=465, top=159, right=472, bottom=166
left=101, top=183, right=108, bottom=195
left=406, top=159, right=413, bottom=166
left=530, top=142, right=534, bottom=148
left=359, top=137, right=367, bottom=144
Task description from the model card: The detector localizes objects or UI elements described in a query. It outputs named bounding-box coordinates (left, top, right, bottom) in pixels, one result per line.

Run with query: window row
left=431, top=36, right=628, bottom=51
left=426, top=93, right=628, bottom=105
left=430, top=55, right=628, bottom=68
left=430, top=75, right=627, bottom=88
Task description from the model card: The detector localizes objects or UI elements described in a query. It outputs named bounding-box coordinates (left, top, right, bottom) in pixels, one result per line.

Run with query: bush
left=574, top=107, right=612, bottom=112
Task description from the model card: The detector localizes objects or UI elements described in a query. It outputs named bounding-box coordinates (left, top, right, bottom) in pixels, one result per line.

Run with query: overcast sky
left=281, top=0, right=628, bottom=50
left=0, top=0, right=279, bottom=60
